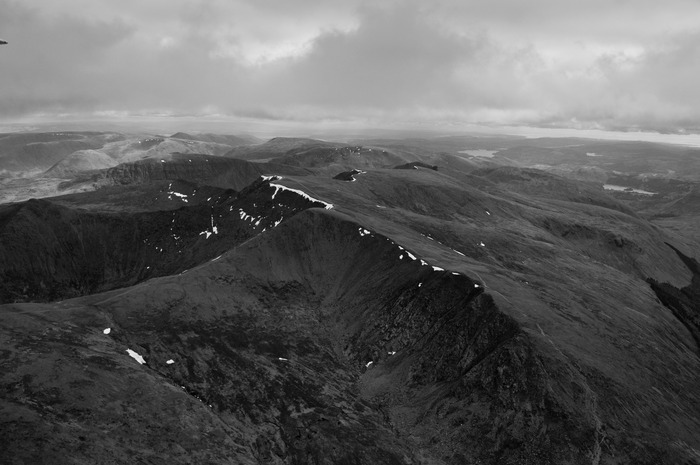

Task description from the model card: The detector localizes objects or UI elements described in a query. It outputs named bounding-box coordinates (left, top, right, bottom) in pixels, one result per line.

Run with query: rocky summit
left=1, top=133, right=700, bottom=464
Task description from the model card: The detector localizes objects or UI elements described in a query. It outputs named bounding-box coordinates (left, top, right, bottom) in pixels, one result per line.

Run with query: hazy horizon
left=4, top=116, right=700, bottom=148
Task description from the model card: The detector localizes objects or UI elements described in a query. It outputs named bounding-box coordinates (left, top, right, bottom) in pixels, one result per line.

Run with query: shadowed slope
left=0, top=177, right=330, bottom=303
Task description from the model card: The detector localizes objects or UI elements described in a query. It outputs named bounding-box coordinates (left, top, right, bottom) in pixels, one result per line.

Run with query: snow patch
left=365, top=361, right=374, bottom=368
left=167, top=191, right=189, bottom=203
left=103, top=328, right=111, bottom=335
left=199, top=215, right=219, bottom=239
left=432, top=266, right=444, bottom=271
left=278, top=357, right=289, bottom=361
left=269, top=183, right=333, bottom=209
left=239, top=209, right=251, bottom=221
left=166, top=359, right=175, bottom=365
left=479, top=242, right=485, bottom=247
left=388, top=351, right=396, bottom=356
left=126, top=349, right=146, bottom=365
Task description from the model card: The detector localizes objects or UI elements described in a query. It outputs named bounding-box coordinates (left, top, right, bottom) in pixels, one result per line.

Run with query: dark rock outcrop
left=333, top=169, right=365, bottom=181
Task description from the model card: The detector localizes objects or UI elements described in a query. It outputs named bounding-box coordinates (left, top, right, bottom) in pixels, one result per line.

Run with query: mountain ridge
left=2, top=133, right=700, bottom=464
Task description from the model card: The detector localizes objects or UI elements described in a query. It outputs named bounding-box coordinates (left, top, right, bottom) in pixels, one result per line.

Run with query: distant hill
left=224, top=137, right=344, bottom=160
left=170, top=132, right=261, bottom=146
left=0, top=132, right=123, bottom=172
left=43, top=149, right=117, bottom=177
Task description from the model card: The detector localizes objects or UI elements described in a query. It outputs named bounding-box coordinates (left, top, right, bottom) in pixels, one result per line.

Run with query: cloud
left=2, top=0, right=700, bottom=134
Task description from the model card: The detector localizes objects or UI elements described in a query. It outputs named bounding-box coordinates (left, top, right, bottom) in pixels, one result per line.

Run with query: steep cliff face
left=237, top=210, right=603, bottom=464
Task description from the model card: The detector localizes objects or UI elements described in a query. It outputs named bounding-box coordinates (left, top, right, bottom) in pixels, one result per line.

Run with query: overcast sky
left=2, top=0, right=700, bottom=135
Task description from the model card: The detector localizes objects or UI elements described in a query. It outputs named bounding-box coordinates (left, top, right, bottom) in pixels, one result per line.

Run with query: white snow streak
left=199, top=215, right=219, bottom=239
left=269, top=183, right=333, bottom=209
left=103, top=328, right=111, bottom=335
left=126, top=349, right=146, bottom=365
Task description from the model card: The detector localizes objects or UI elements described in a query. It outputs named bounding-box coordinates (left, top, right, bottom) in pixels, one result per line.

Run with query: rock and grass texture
left=1, top=133, right=700, bottom=464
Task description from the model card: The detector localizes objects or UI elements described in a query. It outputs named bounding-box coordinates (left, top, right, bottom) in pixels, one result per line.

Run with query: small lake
left=458, top=149, right=498, bottom=158
left=603, top=184, right=657, bottom=195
